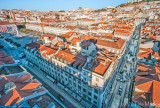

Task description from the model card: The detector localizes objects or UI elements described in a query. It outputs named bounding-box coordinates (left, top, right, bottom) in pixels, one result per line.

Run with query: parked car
left=119, top=86, right=122, bottom=92
left=117, top=90, right=122, bottom=96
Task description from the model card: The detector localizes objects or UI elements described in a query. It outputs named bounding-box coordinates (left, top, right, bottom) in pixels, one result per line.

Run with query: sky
left=0, top=0, right=131, bottom=11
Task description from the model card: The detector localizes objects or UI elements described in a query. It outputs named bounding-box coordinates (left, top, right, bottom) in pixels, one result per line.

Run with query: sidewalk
left=22, top=62, right=83, bottom=108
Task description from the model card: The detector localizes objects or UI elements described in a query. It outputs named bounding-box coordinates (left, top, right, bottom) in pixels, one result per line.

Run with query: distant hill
left=103, top=6, right=116, bottom=9
left=118, top=0, right=159, bottom=7
left=77, top=7, right=95, bottom=11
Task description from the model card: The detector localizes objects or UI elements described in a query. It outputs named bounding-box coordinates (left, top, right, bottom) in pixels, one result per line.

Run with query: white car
left=119, top=86, right=122, bottom=92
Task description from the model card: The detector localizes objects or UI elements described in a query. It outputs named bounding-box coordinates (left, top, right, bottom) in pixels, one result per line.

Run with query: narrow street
left=107, top=24, right=142, bottom=108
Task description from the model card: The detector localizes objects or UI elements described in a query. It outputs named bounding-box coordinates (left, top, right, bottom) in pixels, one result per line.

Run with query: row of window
left=25, top=49, right=99, bottom=105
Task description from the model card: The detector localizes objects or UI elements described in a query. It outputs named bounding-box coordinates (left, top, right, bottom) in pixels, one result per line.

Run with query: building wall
left=24, top=48, right=102, bottom=107
left=26, top=24, right=71, bottom=35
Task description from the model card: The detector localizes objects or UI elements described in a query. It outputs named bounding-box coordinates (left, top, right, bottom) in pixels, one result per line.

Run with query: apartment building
left=0, top=21, right=17, bottom=33
left=80, top=35, right=126, bottom=55
left=25, top=23, right=71, bottom=35
left=24, top=34, right=122, bottom=107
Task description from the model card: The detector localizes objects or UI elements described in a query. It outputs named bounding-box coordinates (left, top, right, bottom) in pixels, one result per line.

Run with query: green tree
left=0, top=36, right=4, bottom=39
left=0, top=45, right=4, bottom=48
left=17, top=44, right=21, bottom=47
left=6, top=15, right=10, bottom=21
left=55, top=13, right=60, bottom=20
left=59, top=10, right=65, bottom=12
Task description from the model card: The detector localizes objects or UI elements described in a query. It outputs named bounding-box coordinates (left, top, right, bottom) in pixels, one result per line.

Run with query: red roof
left=81, top=35, right=91, bottom=40
left=20, top=82, right=41, bottom=91
left=65, top=26, right=77, bottom=30
left=41, top=18, right=57, bottom=23
left=0, top=77, right=8, bottom=91
left=85, top=55, right=111, bottom=75
left=58, top=34, right=71, bottom=38
left=54, top=50, right=75, bottom=63
left=95, top=38, right=125, bottom=49
left=0, top=89, right=22, bottom=106
left=71, top=38, right=80, bottom=45
left=152, top=80, right=160, bottom=107
left=104, top=33, right=114, bottom=37
left=0, top=72, right=46, bottom=106
left=155, top=66, right=160, bottom=74
left=0, top=21, right=14, bottom=25
left=115, top=29, right=130, bottom=34
left=136, top=81, right=153, bottom=93
left=134, top=63, right=160, bottom=108
left=39, top=45, right=48, bottom=52
left=0, top=51, right=15, bottom=64
left=46, top=48, right=57, bottom=55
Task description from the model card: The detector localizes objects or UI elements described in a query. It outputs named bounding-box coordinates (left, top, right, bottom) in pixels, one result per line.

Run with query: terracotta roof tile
left=155, top=66, right=160, bottom=74
left=0, top=21, right=14, bottom=25
left=0, top=89, right=22, bottom=106
left=0, top=77, right=8, bottom=91
left=0, top=51, right=15, bottom=64
left=136, top=81, right=153, bottom=93
left=46, top=48, right=57, bottom=55
left=85, top=55, right=111, bottom=75
left=58, top=34, right=71, bottom=38
left=115, top=29, right=130, bottom=34
left=41, top=18, right=57, bottom=23
left=14, top=73, right=33, bottom=83
left=95, top=38, right=125, bottom=49
left=54, top=50, right=75, bottom=63
left=71, top=38, right=80, bottom=45
left=81, top=35, right=91, bottom=40
left=152, top=81, right=160, bottom=107
left=20, top=82, right=41, bottom=91
left=39, top=45, right=48, bottom=52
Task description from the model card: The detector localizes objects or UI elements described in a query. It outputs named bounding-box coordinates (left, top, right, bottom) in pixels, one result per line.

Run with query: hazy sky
left=0, top=0, right=131, bottom=11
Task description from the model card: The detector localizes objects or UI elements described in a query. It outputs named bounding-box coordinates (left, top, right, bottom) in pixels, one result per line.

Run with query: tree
left=0, top=36, right=4, bottom=39
left=17, top=44, right=21, bottom=47
left=59, top=10, right=65, bottom=12
left=55, top=13, right=60, bottom=20
left=0, top=45, right=3, bottom=48
left=6, top=15, right=10, bottom=21
left=94, top=8, right=107, bottom=13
